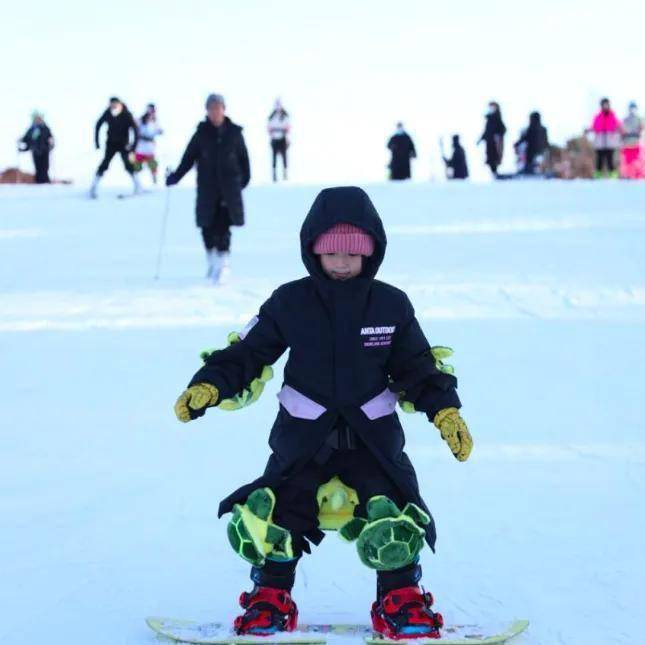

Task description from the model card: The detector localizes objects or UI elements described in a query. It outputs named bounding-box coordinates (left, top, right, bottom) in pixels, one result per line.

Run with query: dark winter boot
left=371, top=585, right=443, bottom=640
left=234, top=586, right=298, bottom=635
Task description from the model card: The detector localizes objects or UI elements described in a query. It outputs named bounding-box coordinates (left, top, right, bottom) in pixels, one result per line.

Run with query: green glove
left=200, top=331, right=273, bottom=412
left=398, top=346, right=456, bottom=414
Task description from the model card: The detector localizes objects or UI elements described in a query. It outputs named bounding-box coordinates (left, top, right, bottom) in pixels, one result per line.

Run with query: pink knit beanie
left=312, top=222, right=375, bottom=257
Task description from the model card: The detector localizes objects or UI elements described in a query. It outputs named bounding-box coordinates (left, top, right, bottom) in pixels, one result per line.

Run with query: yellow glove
left=174, top=383, right=219, bottom=423
left=433, top=407, right=473, bottom=462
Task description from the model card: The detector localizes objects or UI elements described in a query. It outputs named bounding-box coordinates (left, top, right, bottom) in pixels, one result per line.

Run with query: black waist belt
left=314, top=418, right=358, bottom=465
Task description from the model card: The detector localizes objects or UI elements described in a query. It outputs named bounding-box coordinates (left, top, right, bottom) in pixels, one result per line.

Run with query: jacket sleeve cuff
left=422, top=389, right=462, bottom=423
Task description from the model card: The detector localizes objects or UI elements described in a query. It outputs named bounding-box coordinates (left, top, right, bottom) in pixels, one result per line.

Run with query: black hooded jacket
left=388, top=132, right=417, bottom=180
left=479, top=111, right=507, bottom=167
left=172, top=116, right=250, bottom=227
left=20, top=124, right=53, bottom=156
left=188, top=187, right=461, bottom=550
left=444, top=139, right=469, bottom=179
left=515, top=113, right=549, bottom=166
left=95, top=107, right=138, bottom=149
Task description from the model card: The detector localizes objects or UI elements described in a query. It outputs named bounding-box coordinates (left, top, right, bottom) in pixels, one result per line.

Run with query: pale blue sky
left=2, top=0, right=644, bottom=184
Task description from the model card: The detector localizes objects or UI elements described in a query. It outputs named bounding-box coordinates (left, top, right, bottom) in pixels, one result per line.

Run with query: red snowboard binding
left=234, top=585, right=298, bottom=636
left=371, top=585, right=444, bottom=640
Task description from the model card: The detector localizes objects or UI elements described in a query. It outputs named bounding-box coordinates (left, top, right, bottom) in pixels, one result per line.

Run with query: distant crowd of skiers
left=387, top=98, right=644, bottom=181
left=14, top=97, right=290, bottom=190
left=13, top=93, right=644, bottom=288
left=17, top=95, right=643, bottom=187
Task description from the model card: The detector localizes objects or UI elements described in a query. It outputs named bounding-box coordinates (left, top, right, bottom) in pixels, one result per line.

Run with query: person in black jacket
left=173, top=187, right=473, bottom=639
left=90, top=97, right=140, bottom=198
left=387, top=123, right=417, bottom=180
left=442, top=135, right=469, bottom=180
left=166, top=94, right=250, bottom=284
left=18, top=111, right=54, bottom=183
left=478, top=101, right=507, bottom=177
left=514, top=111, right=549, bottom=175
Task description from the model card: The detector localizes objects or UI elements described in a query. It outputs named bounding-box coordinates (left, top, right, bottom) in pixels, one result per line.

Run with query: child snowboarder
left=173, top=186, right=473, bottom=640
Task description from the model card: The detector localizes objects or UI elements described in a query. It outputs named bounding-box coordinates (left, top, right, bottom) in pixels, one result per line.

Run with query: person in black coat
left=18, top=111, right=54, bottom=183
left=90, top=97, right=140, bottom=198
left=478, top=101, right=507, bottom=177
left=443, top=135, right=469, bottom=180
left=173, top=187, right=473, bottom=638
left=387, top=123, right=417, bottom=180
left=166, top=94, right=251, bottom=284
left=514, top=111, right=549, bottom=175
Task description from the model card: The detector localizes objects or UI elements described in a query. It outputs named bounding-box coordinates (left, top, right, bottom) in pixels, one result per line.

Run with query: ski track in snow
left=2, top=283, right=645, bottom=331
left=1, top=182, right=644, bottom=645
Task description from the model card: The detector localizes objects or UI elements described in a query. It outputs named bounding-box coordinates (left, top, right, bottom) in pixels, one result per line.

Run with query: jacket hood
left=300, top=187, right=386, bottom=283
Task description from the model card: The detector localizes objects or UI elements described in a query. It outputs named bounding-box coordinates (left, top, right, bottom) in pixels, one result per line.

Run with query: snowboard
left=146, top=617, right=529, bottom=644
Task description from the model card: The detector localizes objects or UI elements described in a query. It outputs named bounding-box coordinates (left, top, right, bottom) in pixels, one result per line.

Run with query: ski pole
left=15, top=145, right=21, bottom=184
left=154, top=176, right=172, bottom=280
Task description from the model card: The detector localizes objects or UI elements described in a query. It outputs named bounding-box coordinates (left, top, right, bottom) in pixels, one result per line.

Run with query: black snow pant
left=486, top=140, right=502, bottom=175
left=249, top=428, right=423, bottom=597
left=596, top=148, right=616, bottom=173
left=271, top=138, right=288, bottom=180
left=97, top=142, right=134, bottom=176
left=200, top=201, right=231, bottom=252
left=33, top=152, right=50, bottom=183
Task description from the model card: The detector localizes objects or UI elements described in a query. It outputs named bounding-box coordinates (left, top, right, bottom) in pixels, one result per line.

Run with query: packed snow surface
left=1, top=180, right=644, bottom=644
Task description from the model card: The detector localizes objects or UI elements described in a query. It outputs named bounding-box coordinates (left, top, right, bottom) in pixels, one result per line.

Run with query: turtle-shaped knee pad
left=339, top=496, right=429, bottom=571
left=227, top=487, right=293, bottom=567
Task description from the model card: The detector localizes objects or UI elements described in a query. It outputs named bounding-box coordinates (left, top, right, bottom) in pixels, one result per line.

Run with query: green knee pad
left=227, top=487, right=293, bottom=567
left=339, top=496, right=429, bottom=571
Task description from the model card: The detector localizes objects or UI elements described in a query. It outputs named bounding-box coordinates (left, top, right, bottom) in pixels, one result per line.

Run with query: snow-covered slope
left=1, top=181, right=644, bottom=644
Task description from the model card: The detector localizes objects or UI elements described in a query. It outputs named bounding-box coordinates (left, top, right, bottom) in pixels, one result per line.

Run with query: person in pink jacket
left=588, top=98, right=623, bottom=178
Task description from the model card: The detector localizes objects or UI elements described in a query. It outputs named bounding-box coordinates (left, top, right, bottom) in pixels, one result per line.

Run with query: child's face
left=320, top=253, right=363, bottom=280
